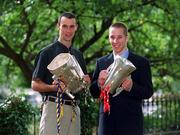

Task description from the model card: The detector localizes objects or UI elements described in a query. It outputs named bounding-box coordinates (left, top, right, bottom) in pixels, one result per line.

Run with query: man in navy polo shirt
left=31, top=12, right=90, bottom=135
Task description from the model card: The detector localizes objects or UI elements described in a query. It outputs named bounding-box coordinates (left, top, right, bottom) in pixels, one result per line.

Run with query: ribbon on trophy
left=99, top=56, right=136, bottom=113
left=47, top=53, right=88, bottom=134
left=56, top=80, right=64, bottom=134
left=100, top=84, right=111, bottom=113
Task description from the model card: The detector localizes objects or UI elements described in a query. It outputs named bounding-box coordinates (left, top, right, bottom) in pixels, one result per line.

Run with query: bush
left=0, top=95, right=35, bottom=135
left=80, top=92, right=99, bottom=135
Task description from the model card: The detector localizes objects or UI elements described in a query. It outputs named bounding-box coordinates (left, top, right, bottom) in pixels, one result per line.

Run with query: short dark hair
left=110, top=22, right=128, bottom=36
left=57, top=12, right=76, bottom=25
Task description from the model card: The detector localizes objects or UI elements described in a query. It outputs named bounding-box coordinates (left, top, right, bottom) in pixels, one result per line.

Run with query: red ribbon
left=100, top=84, right=111, bottom=113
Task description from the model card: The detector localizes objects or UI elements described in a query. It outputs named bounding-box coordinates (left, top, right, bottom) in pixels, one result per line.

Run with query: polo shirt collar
left=56, top=41, right=72, bottom=53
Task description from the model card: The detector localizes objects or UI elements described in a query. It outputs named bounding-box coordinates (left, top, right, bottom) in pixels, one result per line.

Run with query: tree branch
left=20, top=21, right=36, bottom=55
left=150, top=57, right=180, bottom=66
left=0, top=35, right=11, bottom=49
left=85, top=47, right=108, bottom=65
left=20, top=8, right=36, bottom=55
left=0, top=46, right=32, bottom=83
left=79, top=17, right=113, bottom=52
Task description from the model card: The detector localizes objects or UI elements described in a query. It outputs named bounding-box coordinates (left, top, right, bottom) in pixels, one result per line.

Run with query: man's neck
left=114, top=47, right=128, bottom=55
left=58, top=38, right=71, bottom=48
left=113, top=47, right=129, bottom=59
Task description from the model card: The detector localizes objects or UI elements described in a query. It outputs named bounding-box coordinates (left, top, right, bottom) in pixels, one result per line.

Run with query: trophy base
left=112, top=87, right=123, bottom=97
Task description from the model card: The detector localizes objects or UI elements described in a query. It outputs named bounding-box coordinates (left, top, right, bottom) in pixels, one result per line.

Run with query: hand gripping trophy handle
left=100, top=56, right=136, bottom=113
left=47, top=53, right=87, bottom=100
left=103, top=56, right=136, bottom=96
left=52, top=75, right=75, bottom=99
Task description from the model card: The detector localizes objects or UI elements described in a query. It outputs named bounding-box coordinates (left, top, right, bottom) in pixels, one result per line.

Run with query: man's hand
left=52, top=80, right=66, bottom=91
left=83, top=74, right=91, bottom=84
left=121, top=76, right=133, bottom=92
left=98, top=70, right=108, bottom=88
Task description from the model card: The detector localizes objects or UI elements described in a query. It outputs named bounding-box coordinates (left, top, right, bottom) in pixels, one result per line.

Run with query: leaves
left=0, top=0, right=179, bottom=89
left=0, top=1, right=180, bottom=134
left=0, top=95, right=35, bottom=135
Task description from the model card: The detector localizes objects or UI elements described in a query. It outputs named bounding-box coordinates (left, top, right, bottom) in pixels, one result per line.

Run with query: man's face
left=109, top=27, right=128, bottom=54
left=58, top=16, right=77, bottom=43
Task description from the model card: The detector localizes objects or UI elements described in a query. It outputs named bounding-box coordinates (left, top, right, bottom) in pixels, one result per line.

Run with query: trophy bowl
left=103, top=56, right=136, bottom=95
left=47, top=53, right=85, bottom=96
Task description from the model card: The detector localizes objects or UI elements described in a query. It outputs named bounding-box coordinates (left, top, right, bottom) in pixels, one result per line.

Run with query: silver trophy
left=102, top=56, right=136, bottom=97
left=47, top=53, right=86, bottom=99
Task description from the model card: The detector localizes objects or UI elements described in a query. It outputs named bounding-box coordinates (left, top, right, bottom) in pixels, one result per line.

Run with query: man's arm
left=128, top=59, right=153, bottom=99
left=31, top=78, right=57, bottom=92
left=90, top=61, right=102, bottom=98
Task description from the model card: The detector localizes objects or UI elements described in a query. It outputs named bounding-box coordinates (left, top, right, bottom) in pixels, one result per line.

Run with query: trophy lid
left=47, top=53, right=71, bottom=72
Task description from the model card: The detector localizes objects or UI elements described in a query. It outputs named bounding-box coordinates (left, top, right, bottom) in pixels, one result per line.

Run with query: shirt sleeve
left=32, top=51, right=49, bottom=81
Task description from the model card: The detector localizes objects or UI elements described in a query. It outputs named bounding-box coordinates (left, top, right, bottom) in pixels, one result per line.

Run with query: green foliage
left=0, top=0, right=180, bottom=134
left=0, top=56, right=28, bottom=88
left=0, top=0, right=180, bottom=91
left=0, top=95, right=35, bottom=135
left=79, top=91, right=99, bottom=135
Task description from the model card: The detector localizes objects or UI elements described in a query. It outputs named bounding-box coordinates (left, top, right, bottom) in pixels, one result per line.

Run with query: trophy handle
left=70, top=55, right=84, bottom=78
left=112, top=87, right=123, bottom=97
left=64, top=89, right=75, bottom=99
left=52, top=75, right=75, bottom=99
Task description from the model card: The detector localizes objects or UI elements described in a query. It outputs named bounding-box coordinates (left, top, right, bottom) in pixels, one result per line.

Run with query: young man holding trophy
left=31, top=12, right=90, bottom=135
left=90, top=22, right=153, bottom=135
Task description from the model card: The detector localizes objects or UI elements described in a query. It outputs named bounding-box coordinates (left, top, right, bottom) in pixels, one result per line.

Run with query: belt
left=43, top=96, right=80, bottom=106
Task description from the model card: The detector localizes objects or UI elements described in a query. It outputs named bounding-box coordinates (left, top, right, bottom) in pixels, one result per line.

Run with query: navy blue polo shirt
left=32, top=41, right=87, bottom=100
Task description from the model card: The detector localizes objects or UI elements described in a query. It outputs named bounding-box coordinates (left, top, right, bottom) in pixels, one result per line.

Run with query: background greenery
left=0, top=96, right=36, bottom=135
left=0, top=0, right=180, bottom=134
